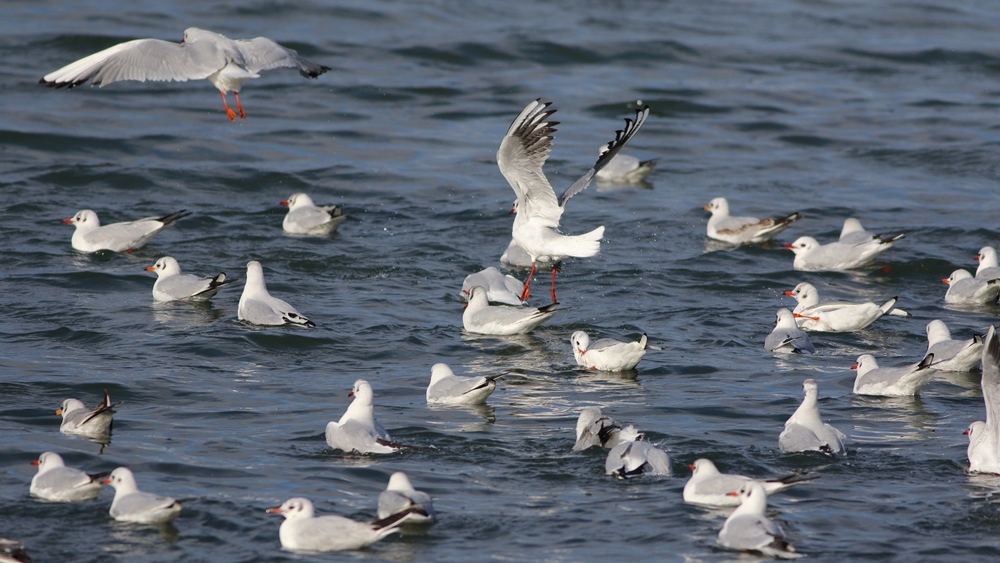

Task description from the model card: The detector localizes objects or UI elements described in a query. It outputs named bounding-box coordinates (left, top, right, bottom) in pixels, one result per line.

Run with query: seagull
left=703, top=197, right=801, bottom=245
left=0, top=538, right=31, bottom=563
left=967, top=325, right=1000, bottom=474
left=717, top=481, right=802, bottom=559
left=779, top=379, right=846, bottom=456
left=377, top=472, right=436, bottom=528
left=267, top=497, right=421, bottom=552
left=238, top=261, right=315, bottom=327
left=594, top=147, right=657, bottom=184
left=462, top=286, right=557, bottom=335
left=851, top=353, right=936, bottom=397
left=683, top=458, right=813, bottom=508
left=326, top=379, right=401, bottom=454
left=57, top=390, right=121, bottom=439
left=497, top=99, right=650, bottom=302
left=572, top=407, right=639, bottom=451
left=30, top=452, right=107, bottom=502
left=784, top=282, right=909, bottom=332
left=144, top=256, right=236, bottom=302
left=783, top=232, right=904, bottom=271
left=838, top=217, right=904, bottom=247
left=103, top=467, right=183, bottom=524
left=943, top=269, right=1000, bottom=305
left=461, top=267, right=525, bottom=306
left=764, top=309, right=816, bottom=354
left=605, top=428, right=671, bottom=478
left=571, top=331, right=649, bottom=371
left=40, top=27, right=330, bottom=121
left=426, top=363, right=500, bottom=405
left=280, top=193, right=346, bottom=235
left=63, top=209, right=190, bottom=253
left=925, top=320, right=983, bottom=372
left=499, top=238, right=534, bottom=269
left=975, top=246, right=1000, bottom=280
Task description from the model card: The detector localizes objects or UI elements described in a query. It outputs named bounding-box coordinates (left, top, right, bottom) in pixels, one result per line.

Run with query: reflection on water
left=150, top=301, right=227, bottom=325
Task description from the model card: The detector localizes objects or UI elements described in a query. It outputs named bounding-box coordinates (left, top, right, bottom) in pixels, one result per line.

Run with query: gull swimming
left=925, top=320, right=983, bottom=372
left=704, top=197, right=801, bottom=245
left=784, top=231, right=904, bottom=271
left=967, top=325, right=1000, bottom=474
left=779, top=379, right=846, bottom=456
left=764, top=309, right=816, bottom=354
left=145, top=256, right=236, bottom=302
left=852, top=353, right=936, bottom=397
left=41, top=27, right=330, bottom=121
left=377, top=472, right=436, bottom=528
left=572, top=407, right=639, bottom=451
left=717, top=481, right=802, bottom=559
left=683, top=458, right=812, bottom=508
left=594, top=146, right=657, bottom=184
left=238, top=261, right=314, bottom=327
left=426, top=363, right=500, bottom=405
left=103, top=467, right=183, bottom=524
left=784, top=282, right=908, bottom=332
left=571, top=331, right=649, bottom=371
left=64, top=209, right=190, bottom=253
left=461, top=267, right=525, bottom=306
left=943, top=269, right=1000, bottom=305
left=326, top=379, right=401, bottom=454
left=462, top=286, right=557, bottom=335
left=30, top=452, right=107, bottom=502
left=267, top=497, right=419, bottom=552
left=605, top=427, right=671, bottom=478
left=281, top=193, right=346, bottom=235
left=497, top=98, right=649, bottom=302
left=838, top=217, right=903, bottom=246
left=975, top=246, right=1000, bottom=280
left=57, top=390, right=121, bottom=440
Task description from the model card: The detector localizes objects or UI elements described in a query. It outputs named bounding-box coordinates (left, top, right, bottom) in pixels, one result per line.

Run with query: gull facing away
left=267, top=497, right=421, bottom=552
left=64, top=209, right=190, bottom=253
left=377, top=472, right=436, bottom=529
left=852, top=353, right=936, bottom=397
left=703, top=197, right=802, bottom=245
left=967, top=325, right=1000, bottom=474
left=943, top=269, right=1000, bottom=305
left=784, top=282, right=909, bottom=332
left=238, top=261, right=314, bottom=327
left=571, top=331, right=649, bottom=371
left=461, top=267, right=525, bottom=306
left=40, top=27, right=330, bottom=121
left=30, top=452, right=107, bottom=502
left=605, top=427, right=671, bottom=478
left=103, top=467, right=184, bottom=524
left=281, top=193, right=346, bottom=235
left=779, top=379, right=846, bottom=456
left=925, top=320, right=983, bottom=372
left=497, top=98, right=650, bottom=302
left=975, top=246, right=1000, bottom=280
left=784, top=230, right=904, bottom=272
left=572, top=407, right=640, bottom=451
left=426, top=363, right=500, bottom=405
left=683, top=458, right=813, bottom=508
left=717, top=481, right=802, bottom=559
left=764, top=309, right=816, bottom=355
left=594, top=146, right=657, bottom=184
left=325, top=379, right=401, bottom=454
left=462, top=286, right=557, bottom=335
left=57, top=390, right=121, bottom=440
left=145, top=256, right=236, bottom=302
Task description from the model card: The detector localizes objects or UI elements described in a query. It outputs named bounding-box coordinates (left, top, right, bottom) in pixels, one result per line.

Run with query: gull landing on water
left=497, top=99, right=650, bottom=302
left=40, top=28, right=330, bottom=121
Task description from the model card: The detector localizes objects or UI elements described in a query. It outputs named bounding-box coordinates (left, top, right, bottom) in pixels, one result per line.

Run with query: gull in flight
left=40, top=27, right=330, bottom=121
left=497, top=99, right=650, bottom=302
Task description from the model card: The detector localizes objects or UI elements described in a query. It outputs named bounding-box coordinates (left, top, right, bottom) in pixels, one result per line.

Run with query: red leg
left=519, top=262, right=536, bottom=302
left=550, top=266, right=557, bottom=303
left=220, top=91, right=236, bottom=121
left=234, top=91, right=246, bottom=119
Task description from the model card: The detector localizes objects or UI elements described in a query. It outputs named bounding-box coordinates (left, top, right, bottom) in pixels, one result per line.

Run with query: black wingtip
left=917, top=353, right=935, bottom=370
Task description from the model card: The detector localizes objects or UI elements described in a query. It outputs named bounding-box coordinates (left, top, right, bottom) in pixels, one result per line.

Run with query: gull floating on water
left=784, top=228, right=904, bottom=271
left=571, top=331, right=649, bottom=371
left=145, top=256, right=236, bottom=302
left=925, top=320, right=983, bottom=372
left=717, top=481, right=802, bottom=559
left=779, top=379, right=846, bottom=456
left=57, top=390, right=121, bottom=440
left=377, top=472, right=436, bottom=529
left=975, top=246, right=1000, bottom=280
left=497, top=98, right=649, bottom=302
left=764, top=309, right=816, bottom=354
left=784, top=282, right=908, bottom=332
left=852, top=353, right=936, bottom=397
left=238, top=261, right=314, bottom=327
left=280, top=193, right=346, bottom=235
left=605, top=427, right=671, bottom=478
left=426, top=363, right=500, bottom=405
left=103, top=467, right=184, bottom=524
left=30, top=452, right=107, bottom=502
left=943, top=269, right=1000, bottom=305
left=63, top=209, right=190, bottom=253
left=703, top=197, right=801, bottom=245
left=594, top=146, right=657, bottom=184
left=40, top=27, right=330, bottom=121
left=967, top=325, right=1000, bottom=474
left=572, top=407, right=640, bottom=451
left=326, top=379, right=401, bottom=454
left=267, top=497, right=419, bottom=552
left=461, top=267, right=525, bottom=306
left=683, top=458, right=813, bottom=508
left=462, top=286, right=556, bottom=335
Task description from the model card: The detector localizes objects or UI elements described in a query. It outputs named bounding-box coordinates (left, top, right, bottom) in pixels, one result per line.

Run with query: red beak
left=101, top=478, right=111, bottom=485
left=941, top=278, right=949, bottom=284
left=62, top=218, right=74, bottom=224
left=783, top=290, right=795, bottom=296
left=265, top=506, right=283, bottom=514
left=963, top=429, right=970, bottom=435
left=31, top=460, right=39, bottom=466
left=782, top=243, right=794, bottom=249
left=280, top=200, right=289, bottom=206
left=687, top=463, right=695, bottom=471
left=975, top=255, right=980, bottom=261
left=851, top=363, right=858, bottom=370
left=348, top=391, right=355, bottom=397
left=725, top=491, right=738, bottom=497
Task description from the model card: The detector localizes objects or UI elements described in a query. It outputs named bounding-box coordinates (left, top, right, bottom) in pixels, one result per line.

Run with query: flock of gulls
left=14, top=25, right=1000, bottom=561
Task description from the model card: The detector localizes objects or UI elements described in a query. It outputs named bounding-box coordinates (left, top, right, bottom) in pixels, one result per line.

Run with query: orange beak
left=144, top=265, right=155, bottom=271
left=725, top=491, right=739, bottom=497
left=793, top=313, right=819, bottom=321
left=265, top=506, right=283, bottom=514
left=941, top=278, right=949, bottom=284
left=783, top=290, right=795, bottom=296
left=62, top=218, right=74, bottom=224
left=577, top=349, right=586, bottom=355
left=55, top=408, right=62, bottom=416
left=101, top=478, right=111, bottom=485
left=31, top=460, right=39, bottom=466
left=702, top=204, right=711, bottom=211
left=280, top=200, right=289, bottom=207
left=508, top=207, right=515, bottom=215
